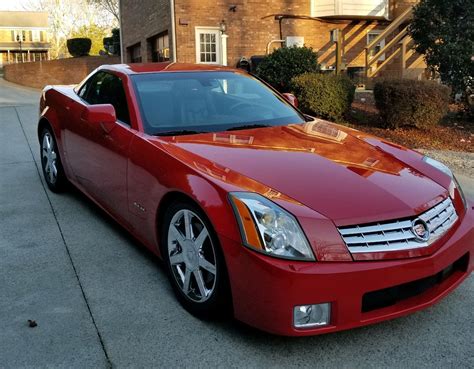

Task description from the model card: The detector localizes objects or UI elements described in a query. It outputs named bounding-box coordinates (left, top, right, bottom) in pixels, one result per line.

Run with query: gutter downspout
left=118, top=0, right=124, bottom=63
left=170, top=0, right=177, bottom=62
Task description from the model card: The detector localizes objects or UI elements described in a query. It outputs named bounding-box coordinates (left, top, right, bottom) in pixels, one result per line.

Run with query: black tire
left=40, top=127, right=68, bottom=193
left=161, top=200, right=231, bottom=319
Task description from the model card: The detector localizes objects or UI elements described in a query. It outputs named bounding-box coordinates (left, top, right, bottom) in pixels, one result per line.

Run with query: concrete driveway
left=0, top=79, right=473, bottom=368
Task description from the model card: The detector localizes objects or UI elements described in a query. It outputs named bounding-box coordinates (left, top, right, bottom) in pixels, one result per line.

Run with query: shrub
left=256, top=46, right=319, bottom=92
left=373, top=79, right=451, bottom=129
left=291, top=73, right=356, bottom=122
left=67, top=38, right=92, bottom=57
left=104, top=28, right=121, bottom=56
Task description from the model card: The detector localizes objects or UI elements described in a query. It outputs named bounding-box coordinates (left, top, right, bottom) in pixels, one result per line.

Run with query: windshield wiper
left=154, top=130, right=207, bottom=136
left=226, top=124, right=271, bottom=132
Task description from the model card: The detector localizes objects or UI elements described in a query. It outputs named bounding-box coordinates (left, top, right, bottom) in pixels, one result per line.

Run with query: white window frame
left=32, top=30, right=41, bottom=42
left=367, top=31, right=386, bottom=61
left=195, top=27, right=221, bottom=65
left=12, top=29, right=26, bottom=42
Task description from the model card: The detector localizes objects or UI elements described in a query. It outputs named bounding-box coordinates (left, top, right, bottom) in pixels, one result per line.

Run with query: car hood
left=153, top=120, right=448, bottom=226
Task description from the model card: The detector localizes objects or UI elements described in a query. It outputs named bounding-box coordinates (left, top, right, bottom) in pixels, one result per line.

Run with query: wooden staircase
left=365, top=6, right=427, bottom=79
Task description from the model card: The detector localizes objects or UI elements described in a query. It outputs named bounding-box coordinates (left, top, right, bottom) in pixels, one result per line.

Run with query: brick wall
left=3, top=56, right=120, bottom=89
left=119, top=0, right=418, bottom=70
left=174, top=0, right=387, bottom=69
left=120, top=0, right=172, bottom=63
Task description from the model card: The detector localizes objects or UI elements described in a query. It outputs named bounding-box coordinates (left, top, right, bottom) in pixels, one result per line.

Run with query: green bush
left=291, top=73, right=356, bottom=122
left=103, top=28, right=121, bottom=56
left=67, top=38, right=92, bottom=57
left=373, top=79, right=451, bottom=129
left=256, top=46, right=319, bottom=92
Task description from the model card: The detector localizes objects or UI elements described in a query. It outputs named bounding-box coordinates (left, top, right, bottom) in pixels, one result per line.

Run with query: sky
left=0, top=0, right=40, bottom=11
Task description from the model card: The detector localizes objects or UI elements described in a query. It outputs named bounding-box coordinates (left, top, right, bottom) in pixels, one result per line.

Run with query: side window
left=82, top=72, right=131, bottom=125
left=83, top=72, right=107, bottom=104
left=78, top=77, right=94, bottom=99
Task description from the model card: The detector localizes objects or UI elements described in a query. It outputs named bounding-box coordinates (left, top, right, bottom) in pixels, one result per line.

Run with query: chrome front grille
left=338, top=198, right=458, bottom=254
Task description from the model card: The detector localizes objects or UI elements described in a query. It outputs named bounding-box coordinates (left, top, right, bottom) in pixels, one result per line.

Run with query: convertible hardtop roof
left=99, top=62, right=240, bottom=75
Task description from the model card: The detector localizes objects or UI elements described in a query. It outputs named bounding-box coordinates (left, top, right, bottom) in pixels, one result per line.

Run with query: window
left=131, top=71, right=305, bottom=135
left=128, top=43, right=142, bottom=63
left=367, top=31, right=386, bottom=61
left=150, top=32, right=170, bottom=62
left=12, top=30, right=26, bottom=42
left=32, top=30, right=41, bottom=42
left=78, top=78, right=92, bottom=99
left=195, top=28, right=221, bottom=64
left=81, top=72, right=131, bottom=125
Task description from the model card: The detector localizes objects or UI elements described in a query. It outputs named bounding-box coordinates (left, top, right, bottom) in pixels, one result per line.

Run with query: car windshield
left=131, top=71, right=306, bottom=135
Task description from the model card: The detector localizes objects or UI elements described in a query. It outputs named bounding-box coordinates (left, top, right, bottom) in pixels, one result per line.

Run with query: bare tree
left=88, top=0, right=119, bottom=24
left=23, top=0, right=116, bottom=58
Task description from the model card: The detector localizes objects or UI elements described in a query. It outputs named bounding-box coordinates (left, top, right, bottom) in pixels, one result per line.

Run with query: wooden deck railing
left=365, top=6, right=414, bottom=77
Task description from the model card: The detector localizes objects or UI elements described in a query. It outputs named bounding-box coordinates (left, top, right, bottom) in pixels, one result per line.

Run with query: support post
left=221, top=34, right=228, bottom=66
left=400, top=38, right=407, bottom=79
left=365, top=49, right=371, bottom=78
left=335, top=30, right=343, bottom=75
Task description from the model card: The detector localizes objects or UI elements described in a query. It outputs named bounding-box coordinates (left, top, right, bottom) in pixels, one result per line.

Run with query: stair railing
left=365, top=6, right=413, bottom=78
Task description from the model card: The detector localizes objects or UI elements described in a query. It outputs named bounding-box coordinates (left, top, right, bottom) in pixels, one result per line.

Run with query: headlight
left=452, top=176, right=467, bottom=210
left=229, top=192, right=315, bottom=261
left=423, top=156, right=452, bottom=177
left=423, top=156, right=467, bottom=209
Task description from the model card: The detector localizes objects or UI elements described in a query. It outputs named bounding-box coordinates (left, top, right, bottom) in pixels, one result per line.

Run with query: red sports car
left=38, top=63, right=473, bottom=336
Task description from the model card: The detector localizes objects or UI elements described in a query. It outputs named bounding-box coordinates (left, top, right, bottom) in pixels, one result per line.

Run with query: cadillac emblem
left=411, top=218, right=430, bottom=242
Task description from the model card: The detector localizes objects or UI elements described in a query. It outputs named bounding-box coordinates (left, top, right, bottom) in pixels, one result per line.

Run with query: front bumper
left=220, top=202, right=474, bottom=336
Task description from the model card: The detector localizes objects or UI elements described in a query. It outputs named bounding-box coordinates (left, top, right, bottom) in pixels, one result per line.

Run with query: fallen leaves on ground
left=346, top=97, right=473, bottom=152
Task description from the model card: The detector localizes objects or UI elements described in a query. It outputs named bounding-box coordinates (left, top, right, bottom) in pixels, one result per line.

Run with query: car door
left=65, top=71, right=134, bottom=224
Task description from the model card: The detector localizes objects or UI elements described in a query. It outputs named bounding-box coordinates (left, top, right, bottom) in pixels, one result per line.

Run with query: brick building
left=120, top=0, right=422, bottom=78
left=0, top=11, right=50, bottom=66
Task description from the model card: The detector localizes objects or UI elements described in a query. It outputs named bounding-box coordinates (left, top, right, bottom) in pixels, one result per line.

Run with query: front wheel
left=40, top=127, right=67, bottom=192
left=161, top=201, right=231, bottom=318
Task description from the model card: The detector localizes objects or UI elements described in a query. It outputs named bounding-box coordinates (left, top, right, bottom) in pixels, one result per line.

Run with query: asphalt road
left=0, top=79, right=473, bottom=369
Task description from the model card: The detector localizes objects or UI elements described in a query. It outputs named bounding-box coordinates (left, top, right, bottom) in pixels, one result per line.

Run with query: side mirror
left=81, top=104, right=116, bottom=133
left=282, top=93, right=299, bottom=108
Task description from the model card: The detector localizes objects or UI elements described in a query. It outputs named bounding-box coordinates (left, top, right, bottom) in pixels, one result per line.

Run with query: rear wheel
left=40, top=127, right=67, bottom=192
left=161, top=201, right=231, bottom=318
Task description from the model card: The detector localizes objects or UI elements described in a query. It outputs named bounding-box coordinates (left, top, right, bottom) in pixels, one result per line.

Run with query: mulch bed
left=344, top=92, right=473, bottom=153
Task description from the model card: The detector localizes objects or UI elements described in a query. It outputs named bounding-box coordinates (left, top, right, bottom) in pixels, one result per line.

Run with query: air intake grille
left=338, top=198, right=458, bottom=254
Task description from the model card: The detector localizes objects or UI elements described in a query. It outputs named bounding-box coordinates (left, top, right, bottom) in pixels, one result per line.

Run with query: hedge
left=373, top=79, right=451, bottom=129
left=255, top=46, right=319, bottom=92
left=291, top=73, right=356, bottom=122
left=67, top=38, right=92, bottom=57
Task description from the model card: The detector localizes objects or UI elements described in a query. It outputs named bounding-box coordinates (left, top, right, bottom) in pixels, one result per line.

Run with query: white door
left=195, top=27, right=221, bottom=64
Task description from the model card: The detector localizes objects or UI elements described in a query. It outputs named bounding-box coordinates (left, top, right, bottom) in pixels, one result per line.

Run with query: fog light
left=293, top=303, right=331, bottom=329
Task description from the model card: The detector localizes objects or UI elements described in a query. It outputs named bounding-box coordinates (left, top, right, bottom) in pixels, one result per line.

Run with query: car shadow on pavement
left=54, top=181, right=469, bottom=338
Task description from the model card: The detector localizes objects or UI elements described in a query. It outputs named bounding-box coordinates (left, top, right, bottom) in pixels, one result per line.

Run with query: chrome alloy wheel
left=41, top=132, right=58, bottom=184
left=167, top=209, right=217, bottom=303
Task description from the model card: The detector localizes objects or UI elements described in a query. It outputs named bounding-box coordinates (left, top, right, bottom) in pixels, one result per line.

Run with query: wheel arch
left=156, top=189, right=235, bottom=314
left=156, top=191, right=201, bottom=248
left=155, top=189, right=226, bottom=255
left=37, top=117, right=52, bottom=142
